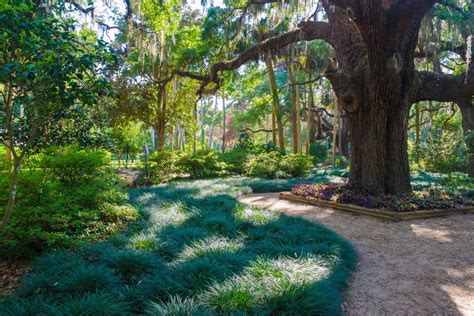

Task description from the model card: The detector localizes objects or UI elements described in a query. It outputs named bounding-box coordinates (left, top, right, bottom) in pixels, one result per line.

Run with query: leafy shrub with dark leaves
left=0, top=145, right=139, bottom=258
left=291, top=183, right=473, bottom=212
left=245, top=152, right=313, bottom=179
left=148, top=149, right=184, bottom=183
left=309, top=141, right=328, bottom=164
left=178, top=149, right=229, bottom=179
left=219, top=134, right=286, bottom=174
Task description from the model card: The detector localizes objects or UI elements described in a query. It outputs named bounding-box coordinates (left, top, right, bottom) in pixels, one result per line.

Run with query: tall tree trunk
left=415, top=103, right=421, bottom=145
left=271, top=109, right=277, bottom=145
left=156, top=87, right=167, bottom=150
left=4, top=140, right=13, bottom=162
left=222, top=96, right=226, bottom=154
left=286, top=50, right=301, bottom=154
left=193, top=101, right=198, bottom=154
left=294, top=62, right=302, bottom=153
left=150, top=128, right=156, bottom=151
left=0, top=160, right=20, bottom=230
left=345, top=86, right=412, bottom=195
left=306, top=81, right=315, bottom=155
left=200, top=98, right=205, bottom=148
left=332, top=95, right=339, bottom=166
left=264, top=50, right=285, bottom=149
left=340, top=116, right=350, bottom=158
left=458, top=98, right=474, bottom=177
left=174, top=126, right=179, bottom=150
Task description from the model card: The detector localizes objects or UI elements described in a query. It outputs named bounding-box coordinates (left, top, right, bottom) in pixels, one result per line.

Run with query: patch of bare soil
left=239, top=193, right=474, bottom=316
left=0, top=260, right=29, bottom=297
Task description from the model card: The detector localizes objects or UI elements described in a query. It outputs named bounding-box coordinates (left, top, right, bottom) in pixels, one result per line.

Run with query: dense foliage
left=245, top=151, right=313, bottom=179
left=0, top=178, right=355, bottom=314
left=0, top=145, right=138, bottom=258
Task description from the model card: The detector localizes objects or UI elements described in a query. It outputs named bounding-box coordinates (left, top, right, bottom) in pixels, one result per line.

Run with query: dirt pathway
left=239, top=193, right=474, bottom=316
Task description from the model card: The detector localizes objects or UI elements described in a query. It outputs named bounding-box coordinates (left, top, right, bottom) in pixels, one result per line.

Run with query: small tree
left=0, top=1, right=115, bottom=229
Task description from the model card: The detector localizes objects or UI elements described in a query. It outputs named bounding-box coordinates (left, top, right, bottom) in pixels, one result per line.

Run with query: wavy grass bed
left=0, top=176, right=356, bottom=315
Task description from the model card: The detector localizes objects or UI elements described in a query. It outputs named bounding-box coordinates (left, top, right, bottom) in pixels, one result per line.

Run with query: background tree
left=0, top=1, right=115, bottom=229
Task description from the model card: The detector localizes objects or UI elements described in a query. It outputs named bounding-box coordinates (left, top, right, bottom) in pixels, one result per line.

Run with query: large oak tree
left=204, top=0, right=474, bottom=195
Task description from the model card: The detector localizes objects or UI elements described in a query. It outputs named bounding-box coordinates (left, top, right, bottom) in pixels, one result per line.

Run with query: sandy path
left=239, top=193, right=474, bottom=316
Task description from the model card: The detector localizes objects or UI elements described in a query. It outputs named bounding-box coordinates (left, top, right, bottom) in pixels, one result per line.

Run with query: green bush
left=220, top=134, right=286, bottom=174
left=309, top=141, right=328, bottom=164
left=179, top=150, right=229, bottom=179
left=407, top=114, right=469, bottom=174
left=245, top=152, right=313, bottom=179
left=0, top=145, right=139, bottom=258
left=35, top=145, right=111, bottom=186
left=148, top=150, right=184, bottom=183
left=219, top=148, right=248, bottom=174
left=334, top=154, right=349, bottom=168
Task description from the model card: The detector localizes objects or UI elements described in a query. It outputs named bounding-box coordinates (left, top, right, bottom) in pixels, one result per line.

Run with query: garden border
left=279, top=192, right=474, bottom=221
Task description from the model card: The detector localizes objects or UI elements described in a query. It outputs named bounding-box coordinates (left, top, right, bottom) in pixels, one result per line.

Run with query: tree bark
left=286, top=50, right=301, bottom=154
left=4, top=140, right=13, bottom=162
left=193, top=101, right=198, bottom=154
left=0, top=160, right=20, bottom=230
left=150, top=128, right=156, bottom=150
left=222, top=96, right=226, bottom=153
left=264, top=50, right=285, bottom=149
left=306, top=81, right=315, bottom=155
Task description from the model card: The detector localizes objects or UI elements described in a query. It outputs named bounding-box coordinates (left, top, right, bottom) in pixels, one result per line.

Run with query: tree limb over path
left=207, top=21, right=332, bottom=85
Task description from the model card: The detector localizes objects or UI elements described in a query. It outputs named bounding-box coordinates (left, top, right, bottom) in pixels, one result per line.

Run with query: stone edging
left=279, top=192, right=474, bottom=221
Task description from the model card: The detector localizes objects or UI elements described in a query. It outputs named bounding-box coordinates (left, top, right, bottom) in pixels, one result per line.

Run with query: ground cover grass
left=0, top=175, right=355, bottom=315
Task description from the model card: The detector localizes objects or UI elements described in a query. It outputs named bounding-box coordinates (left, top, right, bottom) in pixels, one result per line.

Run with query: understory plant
left=178, top=149, right=229, bottom=179
left=245, top=151, right=313, bottom=179
left=0, top=145, right=139, bottom=258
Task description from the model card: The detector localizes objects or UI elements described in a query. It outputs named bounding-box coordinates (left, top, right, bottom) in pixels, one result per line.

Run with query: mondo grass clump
left=1, top=177, right=355, bottom=315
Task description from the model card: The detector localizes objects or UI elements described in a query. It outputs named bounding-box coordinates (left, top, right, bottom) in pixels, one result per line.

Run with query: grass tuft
left=146, top=296, right=213, bottom=316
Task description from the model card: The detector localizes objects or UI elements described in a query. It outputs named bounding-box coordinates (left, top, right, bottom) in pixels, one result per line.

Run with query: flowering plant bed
left=280, top=183, right=474, bottom=221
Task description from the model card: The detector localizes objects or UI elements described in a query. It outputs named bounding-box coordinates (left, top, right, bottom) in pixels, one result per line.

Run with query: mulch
left=0, top=259, right=30, bottom=296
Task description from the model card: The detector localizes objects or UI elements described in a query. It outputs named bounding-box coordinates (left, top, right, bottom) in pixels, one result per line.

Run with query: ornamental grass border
left=279, top=192, right=474, bottom=221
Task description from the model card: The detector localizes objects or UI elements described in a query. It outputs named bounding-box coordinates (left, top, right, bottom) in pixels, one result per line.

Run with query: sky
left=74, top=0, right=225, bottom=41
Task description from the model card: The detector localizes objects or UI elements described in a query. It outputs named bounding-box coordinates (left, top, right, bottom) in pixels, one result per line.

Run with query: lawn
left=0, top=176, right=355, bottom=315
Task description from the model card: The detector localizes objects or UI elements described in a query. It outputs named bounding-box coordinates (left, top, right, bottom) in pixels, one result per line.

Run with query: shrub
left=280, top=153, right=314, bottom=178
left=408, top=121, right=469, bottom=174
left=309, top=141, right=328, bottom=164
left=0, top=145, right=139, bottom=258
left=219, top=148, right=248, bottom=174
left=179, top=150, right=229, bottom=179
left=35, top=145, right=111, bottom=186
left=334, top=154, right=349, bottom=168
left=245, top=152, right=313, bottom=179
left=148, top=150, right=184, bottom=183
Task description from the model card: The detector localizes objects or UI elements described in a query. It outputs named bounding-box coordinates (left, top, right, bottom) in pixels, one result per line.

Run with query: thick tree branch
left=390, top=0, right=440, bottom=20
left=207, top=21, right=332, bottom=84
left=413, top=69, right=474, bottom=103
